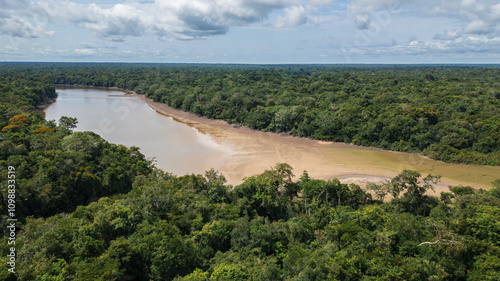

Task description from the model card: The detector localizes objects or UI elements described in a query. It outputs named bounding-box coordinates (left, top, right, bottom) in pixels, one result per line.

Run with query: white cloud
left=0, top=17, right=54, bottom=38
left=74, top=48, right=96, bottom=55
left=2, top=0, right=500, bottom=62
left=0, top=0, right=320, bottom=42
left=0, top=44, right=20, bottom=55
left=347, top=0, right=408, bottom=30
left=431, top=0, right=500, bottom=35
left=464, top=19, right=492, bottom=34
left=345, top=0, right=500, bottom=60
left=433, top=28, right=462, bottom=40
left=309, top=0, right=332, bottom=6
left=4, top=44, right=18, bottom=51
left=0, top=0, right=54, bottom=38
left=16, top=0, right=322, bottom=40
left=349, top=34, right=500, bottom=59
left=492, top=3, right=500, bottom=20
left=274, top=6, right=307, bottom=28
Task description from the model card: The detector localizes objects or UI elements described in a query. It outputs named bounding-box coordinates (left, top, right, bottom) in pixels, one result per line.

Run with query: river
left=44, top=87, right=500, bottom=190
left=44, top=87, right=233, bottom=176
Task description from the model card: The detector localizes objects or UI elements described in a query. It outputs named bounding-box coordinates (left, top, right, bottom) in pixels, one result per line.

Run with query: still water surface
left=44, top=87, right=500, bottom=189
left=44, top=88, right=232, bottom=176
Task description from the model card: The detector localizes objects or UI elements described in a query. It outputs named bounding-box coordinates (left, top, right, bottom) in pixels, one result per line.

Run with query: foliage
left=1, top=63, right=499, bottom=280
left=3, top=163, right=499, bottom=280
left=0, top=74, right=154, bottom=224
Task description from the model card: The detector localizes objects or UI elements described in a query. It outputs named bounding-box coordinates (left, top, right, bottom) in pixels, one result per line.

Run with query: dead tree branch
left=418, top=240, right=460, bottom=247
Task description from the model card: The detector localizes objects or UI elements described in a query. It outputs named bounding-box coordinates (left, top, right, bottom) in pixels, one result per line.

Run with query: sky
left=1, top=0, right=500, bottom=63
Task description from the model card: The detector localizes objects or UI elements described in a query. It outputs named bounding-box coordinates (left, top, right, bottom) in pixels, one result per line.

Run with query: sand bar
left=130, top=92, right=500, bottom=195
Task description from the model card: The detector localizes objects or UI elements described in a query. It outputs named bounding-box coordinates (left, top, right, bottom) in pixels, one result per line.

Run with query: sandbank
left=130, top=92, right=500, bottom=194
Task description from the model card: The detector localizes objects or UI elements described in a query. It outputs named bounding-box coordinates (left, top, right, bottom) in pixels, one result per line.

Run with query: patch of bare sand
left=131, top=93, right=500, bottom=193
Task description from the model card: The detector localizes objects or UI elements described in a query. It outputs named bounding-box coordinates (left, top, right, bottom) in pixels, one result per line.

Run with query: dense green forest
left=1, top=63, right=500, bottom=280
left=2, top=62, right=499, bottom=165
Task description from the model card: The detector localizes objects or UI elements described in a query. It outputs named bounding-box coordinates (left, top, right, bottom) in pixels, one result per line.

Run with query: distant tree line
left=2, top=62, right=499, bottom=165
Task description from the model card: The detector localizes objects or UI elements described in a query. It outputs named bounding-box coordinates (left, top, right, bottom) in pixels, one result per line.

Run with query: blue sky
left=1, top=0, right=500, bottom=63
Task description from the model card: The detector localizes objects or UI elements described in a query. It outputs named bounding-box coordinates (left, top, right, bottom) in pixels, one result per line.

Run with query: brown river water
left=44, top=88, right=232, bottom=176
left=44, top=87, right=500, bottom=192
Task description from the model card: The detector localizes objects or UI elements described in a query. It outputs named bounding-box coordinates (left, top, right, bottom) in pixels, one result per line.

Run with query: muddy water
left=44, top=88, right=233, bottom=176
left=45, top=87, right=500, bottom=189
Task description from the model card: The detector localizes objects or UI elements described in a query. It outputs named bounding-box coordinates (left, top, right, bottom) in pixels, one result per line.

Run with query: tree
left=390, top=170, right=441, bottom=215
left=489, top=179, right=500, bottom=199
left=367, top=182, right=390, bottom=202
left=1, top=114, right=30, bottom=132
left=58, top=116, right=78, bottom=132
left=390, top=170, right=440, bottom=200
left=234, top=163, right=294, bottom=220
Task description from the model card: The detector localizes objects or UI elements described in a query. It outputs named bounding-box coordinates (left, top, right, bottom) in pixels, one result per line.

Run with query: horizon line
left=2, top=61, right=500, bottom=66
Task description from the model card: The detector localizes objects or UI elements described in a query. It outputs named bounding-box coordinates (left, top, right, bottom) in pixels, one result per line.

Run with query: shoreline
left=51, top=85, right=500, bottom=192
left=52, top=85, right=432, bottom=158
left=35, top=97, right=58, bottom=118
left=128, top=92, right=499, bottom=192
left=128, top=93, right=390, bottom=183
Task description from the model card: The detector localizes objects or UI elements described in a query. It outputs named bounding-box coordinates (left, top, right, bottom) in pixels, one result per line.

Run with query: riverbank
left=49, top=85, right=499, bottom=193
left=129, top=92, right=500, bottom=194
left=35, top=99, right=57, bottom=119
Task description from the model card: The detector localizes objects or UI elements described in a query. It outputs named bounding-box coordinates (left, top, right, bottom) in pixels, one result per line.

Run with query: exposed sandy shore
left=129, top=92, right=500, bottom=196
left=35, top=97, right=58, bottom=118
